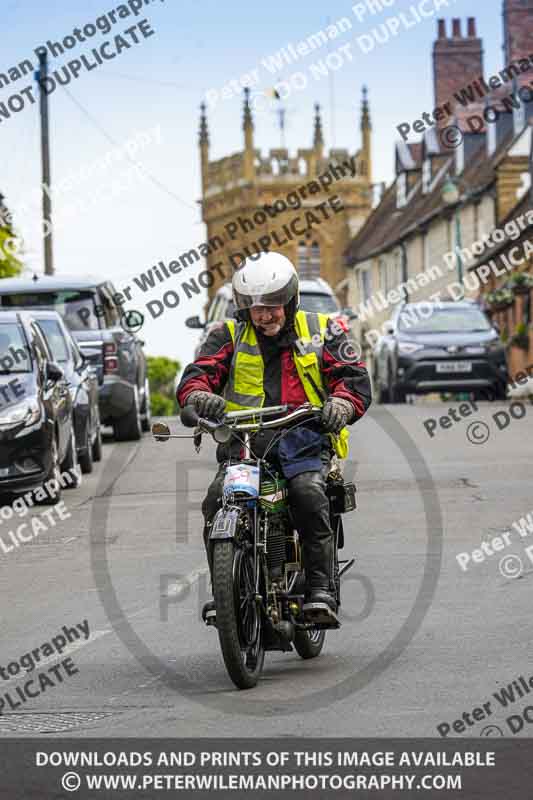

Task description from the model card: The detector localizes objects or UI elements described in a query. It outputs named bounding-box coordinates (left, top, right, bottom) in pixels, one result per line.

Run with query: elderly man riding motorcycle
left=177, top=252, right=372, bottom=625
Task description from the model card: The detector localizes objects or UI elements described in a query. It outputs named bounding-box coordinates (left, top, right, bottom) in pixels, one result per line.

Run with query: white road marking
left=164, top=566, right=208, bottom=599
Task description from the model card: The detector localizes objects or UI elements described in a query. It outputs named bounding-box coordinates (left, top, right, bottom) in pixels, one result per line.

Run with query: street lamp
left=441, top=176, right=463, bottom=285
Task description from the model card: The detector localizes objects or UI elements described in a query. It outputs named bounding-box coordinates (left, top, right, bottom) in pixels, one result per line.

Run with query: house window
left=422, top=159, right=431, bottom=193
left=396, top=173, right=407, bottom=208
left=447, top=218, right=453, bottom=252
left=393, top=248, right=403, bottom=286
left=359, top=269, right=372, bottom=302
left=423, top=232, right=430, bottom=272
left=473, top=202, right=479, bottom=242
left=378, top=256, right=388, bottom=294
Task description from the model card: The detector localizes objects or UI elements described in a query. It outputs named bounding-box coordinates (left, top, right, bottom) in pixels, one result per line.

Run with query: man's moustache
left=257, top=322, right=281, bottom=333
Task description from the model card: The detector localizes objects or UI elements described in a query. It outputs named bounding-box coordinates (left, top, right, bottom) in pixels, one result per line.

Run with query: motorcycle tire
left=213, top=540, right=265, bottom=690
left=294, top=627, right=326, bottom=659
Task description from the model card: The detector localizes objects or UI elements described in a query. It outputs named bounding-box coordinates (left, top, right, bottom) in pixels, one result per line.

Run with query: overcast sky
left=0, top=0, right=502, bottom=370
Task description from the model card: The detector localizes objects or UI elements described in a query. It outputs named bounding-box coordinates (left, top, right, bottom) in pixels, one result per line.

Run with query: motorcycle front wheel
left=213, top=540, right=265, bottom=690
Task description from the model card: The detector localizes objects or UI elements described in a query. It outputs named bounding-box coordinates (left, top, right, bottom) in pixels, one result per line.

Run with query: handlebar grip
left=180, top=404, right=199, bottom=428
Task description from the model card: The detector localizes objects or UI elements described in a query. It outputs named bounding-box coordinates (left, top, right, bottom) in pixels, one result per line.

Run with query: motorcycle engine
left=266, top=514, right=287, bottom=577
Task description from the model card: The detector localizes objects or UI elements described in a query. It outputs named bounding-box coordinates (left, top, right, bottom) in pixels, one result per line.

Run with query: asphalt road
left=1, top=399, right=532, bottom=739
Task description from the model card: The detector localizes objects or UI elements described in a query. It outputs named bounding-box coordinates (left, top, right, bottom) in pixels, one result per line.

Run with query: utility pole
left=37, top=50, right=54, bottom=275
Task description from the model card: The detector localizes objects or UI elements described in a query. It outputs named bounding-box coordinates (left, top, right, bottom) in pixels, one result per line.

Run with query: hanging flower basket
left=510, top=323, right=530, bottom=351
left=486, top=289, right=514, bottom=312
left=508, top=272, right=533, bottom=296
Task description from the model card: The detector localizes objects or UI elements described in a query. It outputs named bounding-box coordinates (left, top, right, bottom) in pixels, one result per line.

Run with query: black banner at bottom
left=0, top=738, right=532, bottom=799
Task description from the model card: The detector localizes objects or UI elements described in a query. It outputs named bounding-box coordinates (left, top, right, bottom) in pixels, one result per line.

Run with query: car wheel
left=34, top=437, right=62, bottom=506
left=388, top=365, right=406, bottom=404
left=374, top=364, right=389, bottom=404
left=78, top=420, right=94, bottom=474
left=141, top=377, right=152, bottom=433
left=61, top=426, right=82, bottom=488
left=114, top=386, right=142, bottom=442
left=92, top=409, right=103, bottom=462
left=390, top=382, right=407, bottom=403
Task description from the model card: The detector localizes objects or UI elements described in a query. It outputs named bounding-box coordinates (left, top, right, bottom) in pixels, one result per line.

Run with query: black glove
left=186, top=390, right=225, bottom=420
left=321, top=397, right=354, bottom=434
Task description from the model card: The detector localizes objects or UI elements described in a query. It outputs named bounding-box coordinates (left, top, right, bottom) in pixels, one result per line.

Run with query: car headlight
left=0, top=397, right=42, bottom=429
left=398, top=341, right=424, bottom=354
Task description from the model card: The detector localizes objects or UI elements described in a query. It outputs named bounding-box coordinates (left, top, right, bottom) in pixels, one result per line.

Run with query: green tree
left=147, top=355, right=181, bottom=417
left=0, top=219, right=23, bottom=279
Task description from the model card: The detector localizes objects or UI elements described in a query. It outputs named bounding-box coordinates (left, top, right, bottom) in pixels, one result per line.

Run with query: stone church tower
left=198, top=88, right=373, bottom=305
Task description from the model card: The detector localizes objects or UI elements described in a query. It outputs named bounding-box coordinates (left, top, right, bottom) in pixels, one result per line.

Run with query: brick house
left=344, top=1, right=533, bottom=383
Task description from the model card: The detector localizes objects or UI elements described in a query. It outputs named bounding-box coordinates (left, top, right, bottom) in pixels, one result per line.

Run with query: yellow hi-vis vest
left=224, top=309, right=349, bottom=458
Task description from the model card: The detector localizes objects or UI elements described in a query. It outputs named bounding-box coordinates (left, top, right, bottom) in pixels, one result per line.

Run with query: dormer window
left=422, top=159, right=431, bottom=193
left=396, top=173, right=407, bottom=208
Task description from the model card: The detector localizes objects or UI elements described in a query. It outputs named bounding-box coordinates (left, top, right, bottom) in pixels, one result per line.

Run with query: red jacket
left=177, top=315, right=372, bottom=421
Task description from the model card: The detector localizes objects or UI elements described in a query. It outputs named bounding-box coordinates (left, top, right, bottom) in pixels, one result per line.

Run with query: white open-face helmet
left=232, top=251, right=299, bottom=310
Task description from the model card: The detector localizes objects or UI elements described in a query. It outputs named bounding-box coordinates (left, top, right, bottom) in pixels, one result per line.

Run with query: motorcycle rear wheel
left=290, top=571, right=327, bottom=659
left=213, top=540, right=265, bottom=690
left=294, top=627, right=326, bottom=659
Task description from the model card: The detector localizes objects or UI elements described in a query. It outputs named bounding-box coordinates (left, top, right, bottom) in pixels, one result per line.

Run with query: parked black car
left=0, top=311, right=78, bottom=503
left=373, top=301, right=509, bottom=402
left=31, top=310, right=102, bottom=474
left=0, top=275, right=151, bottom=441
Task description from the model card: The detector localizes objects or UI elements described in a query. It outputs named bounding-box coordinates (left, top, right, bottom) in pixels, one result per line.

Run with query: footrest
left=302, top=602, right=340, bottom=628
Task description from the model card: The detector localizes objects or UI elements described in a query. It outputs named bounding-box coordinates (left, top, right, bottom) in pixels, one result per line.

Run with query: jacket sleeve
left=321, top=318, right=372, bottom=422
left=176, top=322, right=234, bottom=406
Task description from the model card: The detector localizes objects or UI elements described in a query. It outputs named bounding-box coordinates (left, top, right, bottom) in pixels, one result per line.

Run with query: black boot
left=288, top=471, right=339, bottom=625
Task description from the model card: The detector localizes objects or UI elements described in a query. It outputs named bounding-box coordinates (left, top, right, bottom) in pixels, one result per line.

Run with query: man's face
left=249, top=304, right=286, bottom=336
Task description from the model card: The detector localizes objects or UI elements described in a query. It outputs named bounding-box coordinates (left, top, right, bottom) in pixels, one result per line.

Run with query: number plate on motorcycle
left=223, top=464, right=260, bottom=498
left=210, top=507, right=241, bottom=540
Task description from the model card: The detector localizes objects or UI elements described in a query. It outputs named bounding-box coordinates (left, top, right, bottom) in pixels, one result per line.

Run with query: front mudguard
left=209, top=506, right=242, bottom=541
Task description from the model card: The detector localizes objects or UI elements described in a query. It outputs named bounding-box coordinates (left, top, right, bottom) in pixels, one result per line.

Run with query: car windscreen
left=0, top=290, right=100, bottom=331
left=36, top=319, right=70, bottom=363
left=398, top=307, right=491, bottom=334
left=0, top=323, right=32, bottom=373
left=299, top=292, right=339, bottom=314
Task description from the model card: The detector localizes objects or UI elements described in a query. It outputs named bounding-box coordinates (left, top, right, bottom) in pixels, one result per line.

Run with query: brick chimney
left=503, top=0, right=533, bottom=64
left=433, top=18, right=484, bottom=126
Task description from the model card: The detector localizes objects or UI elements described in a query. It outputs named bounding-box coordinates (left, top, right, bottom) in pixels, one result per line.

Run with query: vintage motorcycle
left=152, top=403, right=356, bottom=690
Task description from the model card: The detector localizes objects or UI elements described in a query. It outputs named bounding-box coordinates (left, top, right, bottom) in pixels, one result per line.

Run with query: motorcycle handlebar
left=180, top=401, right=323, bottom=438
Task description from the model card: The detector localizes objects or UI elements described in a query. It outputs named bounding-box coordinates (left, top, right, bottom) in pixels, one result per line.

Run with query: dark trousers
left=201, top=450, right=335, bottom=596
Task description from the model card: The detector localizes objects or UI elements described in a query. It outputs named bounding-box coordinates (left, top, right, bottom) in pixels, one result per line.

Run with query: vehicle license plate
left=436, top=361, right=473, bottom=373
